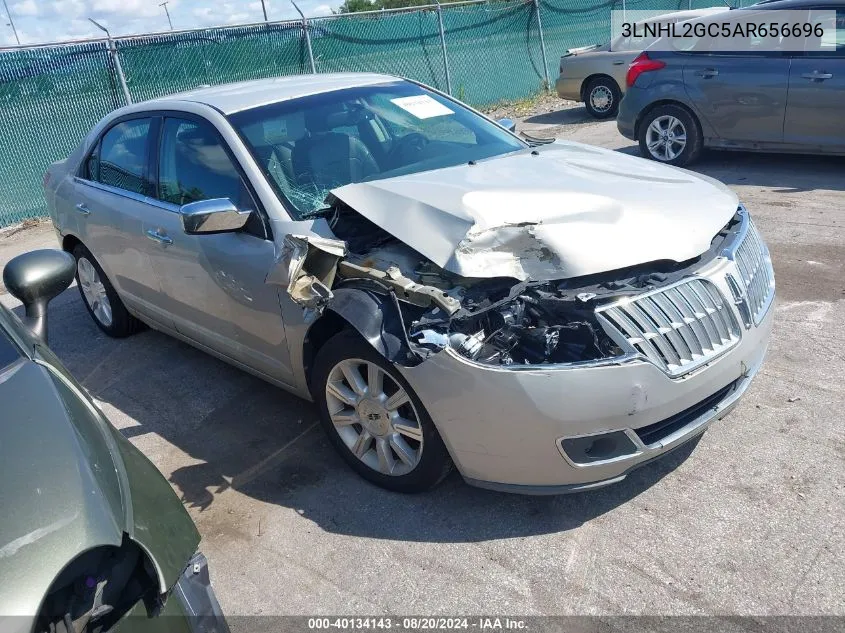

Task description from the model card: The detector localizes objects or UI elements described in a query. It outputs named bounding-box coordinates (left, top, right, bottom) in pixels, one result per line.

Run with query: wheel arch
left=302, top=287, right=417, bottom=394
left=634, top=99, right=702, bottom=142
left=580, top=73, right=619, bottom=102
left=61, top=232, right=82, bottom=254
left=34, top=537, right=162, bottom=631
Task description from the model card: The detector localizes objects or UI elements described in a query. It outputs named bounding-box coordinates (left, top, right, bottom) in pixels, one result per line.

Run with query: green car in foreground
left=0, top=250, right=228, bottom=633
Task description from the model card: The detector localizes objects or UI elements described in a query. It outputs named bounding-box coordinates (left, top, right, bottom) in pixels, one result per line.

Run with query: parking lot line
left=230, top=422, right=319, bottom=489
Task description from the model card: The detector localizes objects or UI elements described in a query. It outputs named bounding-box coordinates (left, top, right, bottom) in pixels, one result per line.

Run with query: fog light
left=559, top=430, right=639, bottom=465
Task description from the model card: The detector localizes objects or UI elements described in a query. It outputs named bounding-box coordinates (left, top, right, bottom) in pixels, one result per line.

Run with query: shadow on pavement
left=24, top=292, right=702, bottom=544
left=522, top=107, right=592, bottom=127
left=614, top=143, right=845, bottom=193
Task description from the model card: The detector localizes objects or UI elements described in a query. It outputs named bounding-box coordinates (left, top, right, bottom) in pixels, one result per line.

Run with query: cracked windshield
left=229, top=81, right=525, bottom=219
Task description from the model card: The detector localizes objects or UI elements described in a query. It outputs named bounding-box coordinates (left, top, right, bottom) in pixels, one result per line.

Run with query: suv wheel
left=584, top=77, right=620, bottom=119
left=638, top=104, right=702, bottom=166
left=311, top=330, right=452, bottom=493
left=72, top=244, right=143, bottom=337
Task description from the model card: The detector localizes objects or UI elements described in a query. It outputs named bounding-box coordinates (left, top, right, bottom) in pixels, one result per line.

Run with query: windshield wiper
left=299, top=206, right=334, bottom=220
left=521, top=132, right=556, bottom=147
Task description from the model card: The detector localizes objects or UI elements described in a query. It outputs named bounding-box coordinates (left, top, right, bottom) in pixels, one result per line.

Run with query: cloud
left=11, top=0, right=38, bottom=17
left=1, top=0, right=340, bottom=44
left=90, top=0, right=162, bottom=18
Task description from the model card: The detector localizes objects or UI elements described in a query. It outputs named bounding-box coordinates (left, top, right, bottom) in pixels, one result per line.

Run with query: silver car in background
left=555, top=7, right=727, bottom=118
left=45, top=73, right=774, bottom=494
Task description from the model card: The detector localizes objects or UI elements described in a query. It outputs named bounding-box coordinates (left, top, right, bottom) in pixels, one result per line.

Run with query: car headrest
left=305, top=104, right=372, bottom=135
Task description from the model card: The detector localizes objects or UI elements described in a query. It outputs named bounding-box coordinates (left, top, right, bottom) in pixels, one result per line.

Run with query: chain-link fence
left=0, top=0, right=756, bottom=227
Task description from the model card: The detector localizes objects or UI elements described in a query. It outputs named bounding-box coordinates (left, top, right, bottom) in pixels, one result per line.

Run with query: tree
left=336, top=0, right=467, bottom=13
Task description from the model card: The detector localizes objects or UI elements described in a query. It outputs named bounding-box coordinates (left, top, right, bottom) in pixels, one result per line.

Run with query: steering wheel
left=387, top=132, right=429, bottom=164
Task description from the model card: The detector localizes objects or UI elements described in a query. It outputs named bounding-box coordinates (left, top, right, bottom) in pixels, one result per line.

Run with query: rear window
left=96, top=118, right=153, bottom=196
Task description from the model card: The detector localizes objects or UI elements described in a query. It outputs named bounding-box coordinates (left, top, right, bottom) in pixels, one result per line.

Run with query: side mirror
left=3, top=249, right=76, bottom=344
left=180, top=198, right=252, bottom=235
left=496, top=118, right=517, bottom=133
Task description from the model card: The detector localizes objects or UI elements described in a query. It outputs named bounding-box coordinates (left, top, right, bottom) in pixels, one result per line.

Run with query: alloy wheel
left=645, top=114, right=687, bottom=162
left=77, top=257, right=113, bottom=327
left=325, top=358, right=424, bottom=476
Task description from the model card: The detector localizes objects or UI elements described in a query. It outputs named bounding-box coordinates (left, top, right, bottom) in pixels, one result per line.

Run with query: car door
left=783, top=8, right=845, bottom=148
left=681, top=49, right=791, bottom=144
left=679, top=10, right=797, bottom=145
left=71, top=117, right=173, bottom=327
left=143, top=114, right=295, bottom=386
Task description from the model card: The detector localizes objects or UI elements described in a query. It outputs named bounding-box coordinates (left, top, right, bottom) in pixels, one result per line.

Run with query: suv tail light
left=626, top=52, right=666, bottom=88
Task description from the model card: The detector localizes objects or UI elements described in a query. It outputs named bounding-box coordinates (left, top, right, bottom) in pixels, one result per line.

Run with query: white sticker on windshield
left=391, top=95, right=454, bottom=119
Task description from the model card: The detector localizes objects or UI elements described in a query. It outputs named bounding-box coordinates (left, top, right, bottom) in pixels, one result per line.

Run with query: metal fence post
left=292, top=1, right=317, bottom=74
left=434, top=0, right=453, bottom=95
left=533, top=0, right=550, bottom=91
left=89, top=18, right=132, bottom=105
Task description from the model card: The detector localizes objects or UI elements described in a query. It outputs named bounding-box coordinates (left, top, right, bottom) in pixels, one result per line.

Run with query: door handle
left=612, top=60, right=626, bottom=65
left=145, top=228, right=173, bottom=246
left=75, top=203, right=90, bottom=215
left=695, top=68, right=719, bottom=78
left=801, top=71, right=832, bottom=81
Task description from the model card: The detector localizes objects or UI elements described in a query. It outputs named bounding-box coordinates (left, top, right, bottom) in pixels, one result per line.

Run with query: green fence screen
left=0, top=0, right=753, bottom=227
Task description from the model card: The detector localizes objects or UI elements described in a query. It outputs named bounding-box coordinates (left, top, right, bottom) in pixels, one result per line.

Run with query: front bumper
left=170, top=553, right=230, bottom=633
left=399, top=221, right=774, bottom=493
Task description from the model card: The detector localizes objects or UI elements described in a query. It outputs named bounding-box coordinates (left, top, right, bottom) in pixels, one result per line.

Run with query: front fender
left=324, top=287, right=417, bottom=366
left=109, top=428, right=200, bottom=595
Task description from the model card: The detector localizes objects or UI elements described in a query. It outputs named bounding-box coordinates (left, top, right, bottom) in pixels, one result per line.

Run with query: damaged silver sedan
left=45, top=73, right=775, bottom=494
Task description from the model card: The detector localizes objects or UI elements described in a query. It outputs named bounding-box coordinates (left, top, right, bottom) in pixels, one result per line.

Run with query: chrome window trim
left=73, top=177, right=181, bottom=213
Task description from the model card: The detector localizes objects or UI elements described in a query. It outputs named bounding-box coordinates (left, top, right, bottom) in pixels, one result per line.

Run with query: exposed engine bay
left=284, top=200, right=741, bottom=368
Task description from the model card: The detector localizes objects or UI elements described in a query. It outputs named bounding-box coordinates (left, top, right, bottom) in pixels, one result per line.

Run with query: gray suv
left=617, top=0, right=845, bottom=165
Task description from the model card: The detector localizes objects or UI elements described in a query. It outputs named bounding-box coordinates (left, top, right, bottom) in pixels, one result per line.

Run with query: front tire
left=311, top=330, right=452, bottom=493
left=584, top=77, right=620, bottom=119
left=72, top=244, right=143, bottom=338
left=638, top=103, right=703, bottom=166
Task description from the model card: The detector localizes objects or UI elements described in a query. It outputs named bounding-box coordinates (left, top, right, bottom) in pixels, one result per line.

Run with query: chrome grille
left=733, top=219, right=775, bottom=324
left=597, top=279, right=741, bottom=377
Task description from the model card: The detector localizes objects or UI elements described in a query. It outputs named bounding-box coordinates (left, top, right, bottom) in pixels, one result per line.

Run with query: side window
left=98, top=119, right=152, bottom=195
left=805, top=8, right=845, bottom=57
left=158, top=118, right=250, bottom=208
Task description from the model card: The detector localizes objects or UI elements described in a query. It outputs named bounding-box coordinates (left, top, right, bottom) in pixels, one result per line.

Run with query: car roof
left=144, top=72, right=401, bottom=114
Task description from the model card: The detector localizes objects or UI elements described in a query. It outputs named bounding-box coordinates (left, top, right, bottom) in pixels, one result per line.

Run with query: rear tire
left=637, top=103, right=703, bottom=166
left=584, top=77, right=621, bottom=119
left=311, top=330, right=452, bottom=493
left=72, top=244, right=143, bottom=338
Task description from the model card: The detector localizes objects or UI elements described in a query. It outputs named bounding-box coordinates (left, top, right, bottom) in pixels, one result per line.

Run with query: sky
left=0, top=0, right=335, bottom=46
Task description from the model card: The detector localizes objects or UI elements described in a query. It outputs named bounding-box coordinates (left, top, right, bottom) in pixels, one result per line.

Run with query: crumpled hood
left=331, top=140, right=738, bottom=280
